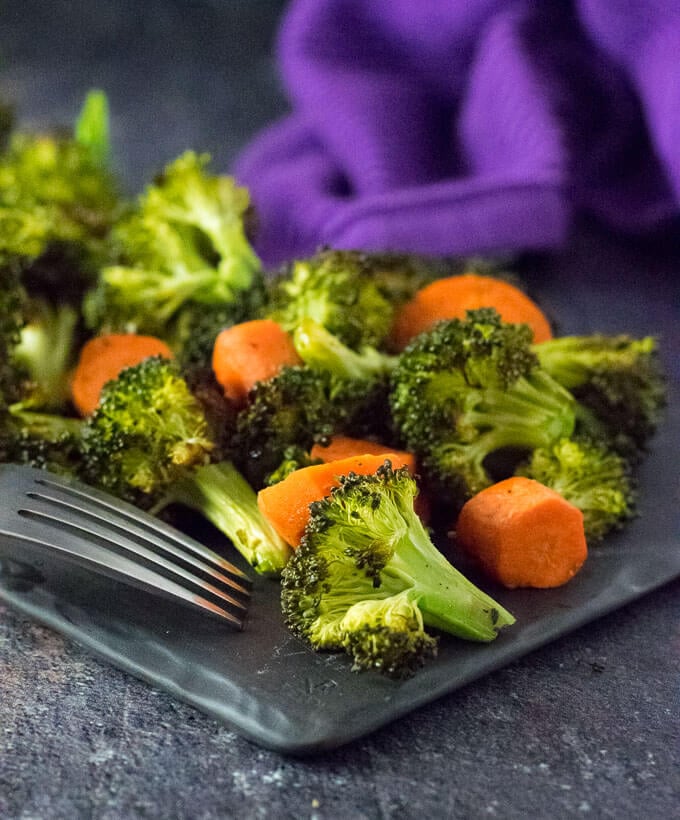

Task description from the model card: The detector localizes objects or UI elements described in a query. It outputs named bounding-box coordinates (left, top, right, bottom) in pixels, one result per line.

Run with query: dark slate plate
left=1, top=263, right=679, bottom=755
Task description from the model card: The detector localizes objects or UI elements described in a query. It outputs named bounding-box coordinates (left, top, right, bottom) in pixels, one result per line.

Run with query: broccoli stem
left=14, top=302, right=79, bottom=410
left=293, top=319, right=397, bottom=380
left=386, top=512, right=515, bottom=641
left=154, top=460, right=292, bottom=576
left=8, top=405, right=83, bottom=441
left=472, top=371, right=577, bottom=447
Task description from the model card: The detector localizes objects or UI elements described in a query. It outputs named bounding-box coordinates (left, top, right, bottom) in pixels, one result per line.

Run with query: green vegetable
left=281, top=462, right=515, bottom=677
left=292, top=318, right=397, bottom=381
left=0, top=90, right=119, bottom=281
left=81, top=356, right=215, bottom=502
left=232, top=364, right=389, bottom=489
left=390, top=308, right=576, bottom=502
left=516, top=438, right=635, bottom=541
left=267, top=248, right=395, bottom=350
left=85, top=150, right=263, bottom=339
left=0, top=265, right=83, bottom=471
left=81, top=356, right=290, bottom=574
left=12, top=300, right=79, bottom=411
left=533, top=334, right=666, bottom=462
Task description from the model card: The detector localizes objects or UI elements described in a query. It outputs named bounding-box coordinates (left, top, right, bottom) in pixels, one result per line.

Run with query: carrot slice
left=310, top=437, right=433, bottom=523
left=455, top=476, right=587, bottom=589
left=389, top=273, right=553, bottom=350
left=257, top=453, right=414, bottom=548
left=310, top=436, right=416, bottom=473
left=71, top=333, right=173, bottom=416
left=212, top=318, right=302, bottom=405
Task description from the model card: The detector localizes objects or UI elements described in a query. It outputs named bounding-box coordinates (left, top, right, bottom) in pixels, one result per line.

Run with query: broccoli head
left=533, top=334, right=666, bottom=462
left=232, top=365, right=390, bottom=488
left=337, top=592, right=438, bottom=677
left=81, top=356, right=290, bottom=574
left=0, top=269, right=82, bottom=467
left=281, top=462, right=515, bottom=677
left=0, top=405, right=83, bottom=475
left=85, top=151, right=263, bottom=338
left=0, top=266, right=27, bottom=407
left=0, top=90, right=118, bottom=419
left=516, top=437, right=636, bottom=541
left=390, top=308, right=576, bottom=502
left=0, top=90, right=119, bottom=283
left=81, top=355, right=215, bottom=504
left=267, top=249, right=395, bottom=350
left=0, top=265, right=81, bottom=414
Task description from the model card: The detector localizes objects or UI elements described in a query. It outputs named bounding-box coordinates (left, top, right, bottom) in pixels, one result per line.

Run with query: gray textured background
left=1, top=2, right=679, bottom=818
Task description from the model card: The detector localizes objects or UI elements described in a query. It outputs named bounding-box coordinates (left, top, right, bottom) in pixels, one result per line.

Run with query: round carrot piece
left=212, top=318, right=302, bottom=405
left=455, top=476, right=587, bottom=589
left=390, top=273, right=553, bottom=350
left=71, top=333, right=173, bottom=416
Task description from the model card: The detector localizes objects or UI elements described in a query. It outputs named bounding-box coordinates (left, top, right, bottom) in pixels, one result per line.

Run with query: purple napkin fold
left=234, top=0, right=680, bottom=266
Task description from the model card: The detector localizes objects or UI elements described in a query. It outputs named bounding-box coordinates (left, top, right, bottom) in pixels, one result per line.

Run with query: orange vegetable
left=455, top=476, right=587, bottom=589
left=310, top=435, right=416, bottom=473
left=257, top=453, right=415, bottom=547
left=212, top=318, right=302, bottom=405
left=389, top=273, right=553, bottom=350
left=310, top=437, right=432, bottom=523
left=71, top=333, right=173, bottom=416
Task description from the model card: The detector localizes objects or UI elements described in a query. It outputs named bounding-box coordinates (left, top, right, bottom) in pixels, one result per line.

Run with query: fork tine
left=25, top=489, right=251, bottom=599
left=0, top=465, right=251, bottom=627
left=18, top=506, right=249, bottom=610
left=1, top=529, right=246, bottom=628
left=34, top=475, right=251, bottom=585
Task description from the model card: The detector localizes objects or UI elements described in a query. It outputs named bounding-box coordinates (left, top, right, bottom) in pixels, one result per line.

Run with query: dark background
left=1, top=2, right=679, bottom=818
left=1, top=0, right=290, bottom=188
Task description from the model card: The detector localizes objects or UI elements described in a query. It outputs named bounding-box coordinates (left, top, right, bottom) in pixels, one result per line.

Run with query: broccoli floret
left=0, top=264, right=84, bottom=472
left=267, top=249, right=395, bottom=350
left=516, top=438, right=636, bottom=541
left=0, top=265, right=81, bottom=414
left=533, top=335, right=666, bottom=461
left=0, top=405, right=83, bottom=474
left=0, top=91, right=119, bottom=418
left=0, top=266, right=27, bottom=407
left=81, top=356, right=215, bottom=503
left=390, top=309, right=576, bottom=502
left=232, top=365, right=389, bottom=489
left=337, top=591, right=438, bottom=677
left=292, top=318, right=397, bottom=381
left=85, top=151, right=263, bottom=338
left=281, top=462, right=515, bottom=677
left=0, top=91, right=119, bottom=283
left=81, top=356, right=290, bottom=574
left=361, top=252, right=442, bottom=307
left=13, top=300, right=80, bottom=411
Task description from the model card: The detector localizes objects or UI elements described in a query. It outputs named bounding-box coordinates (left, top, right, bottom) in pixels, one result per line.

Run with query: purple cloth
left=234, top=0, right=680, bottom=266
